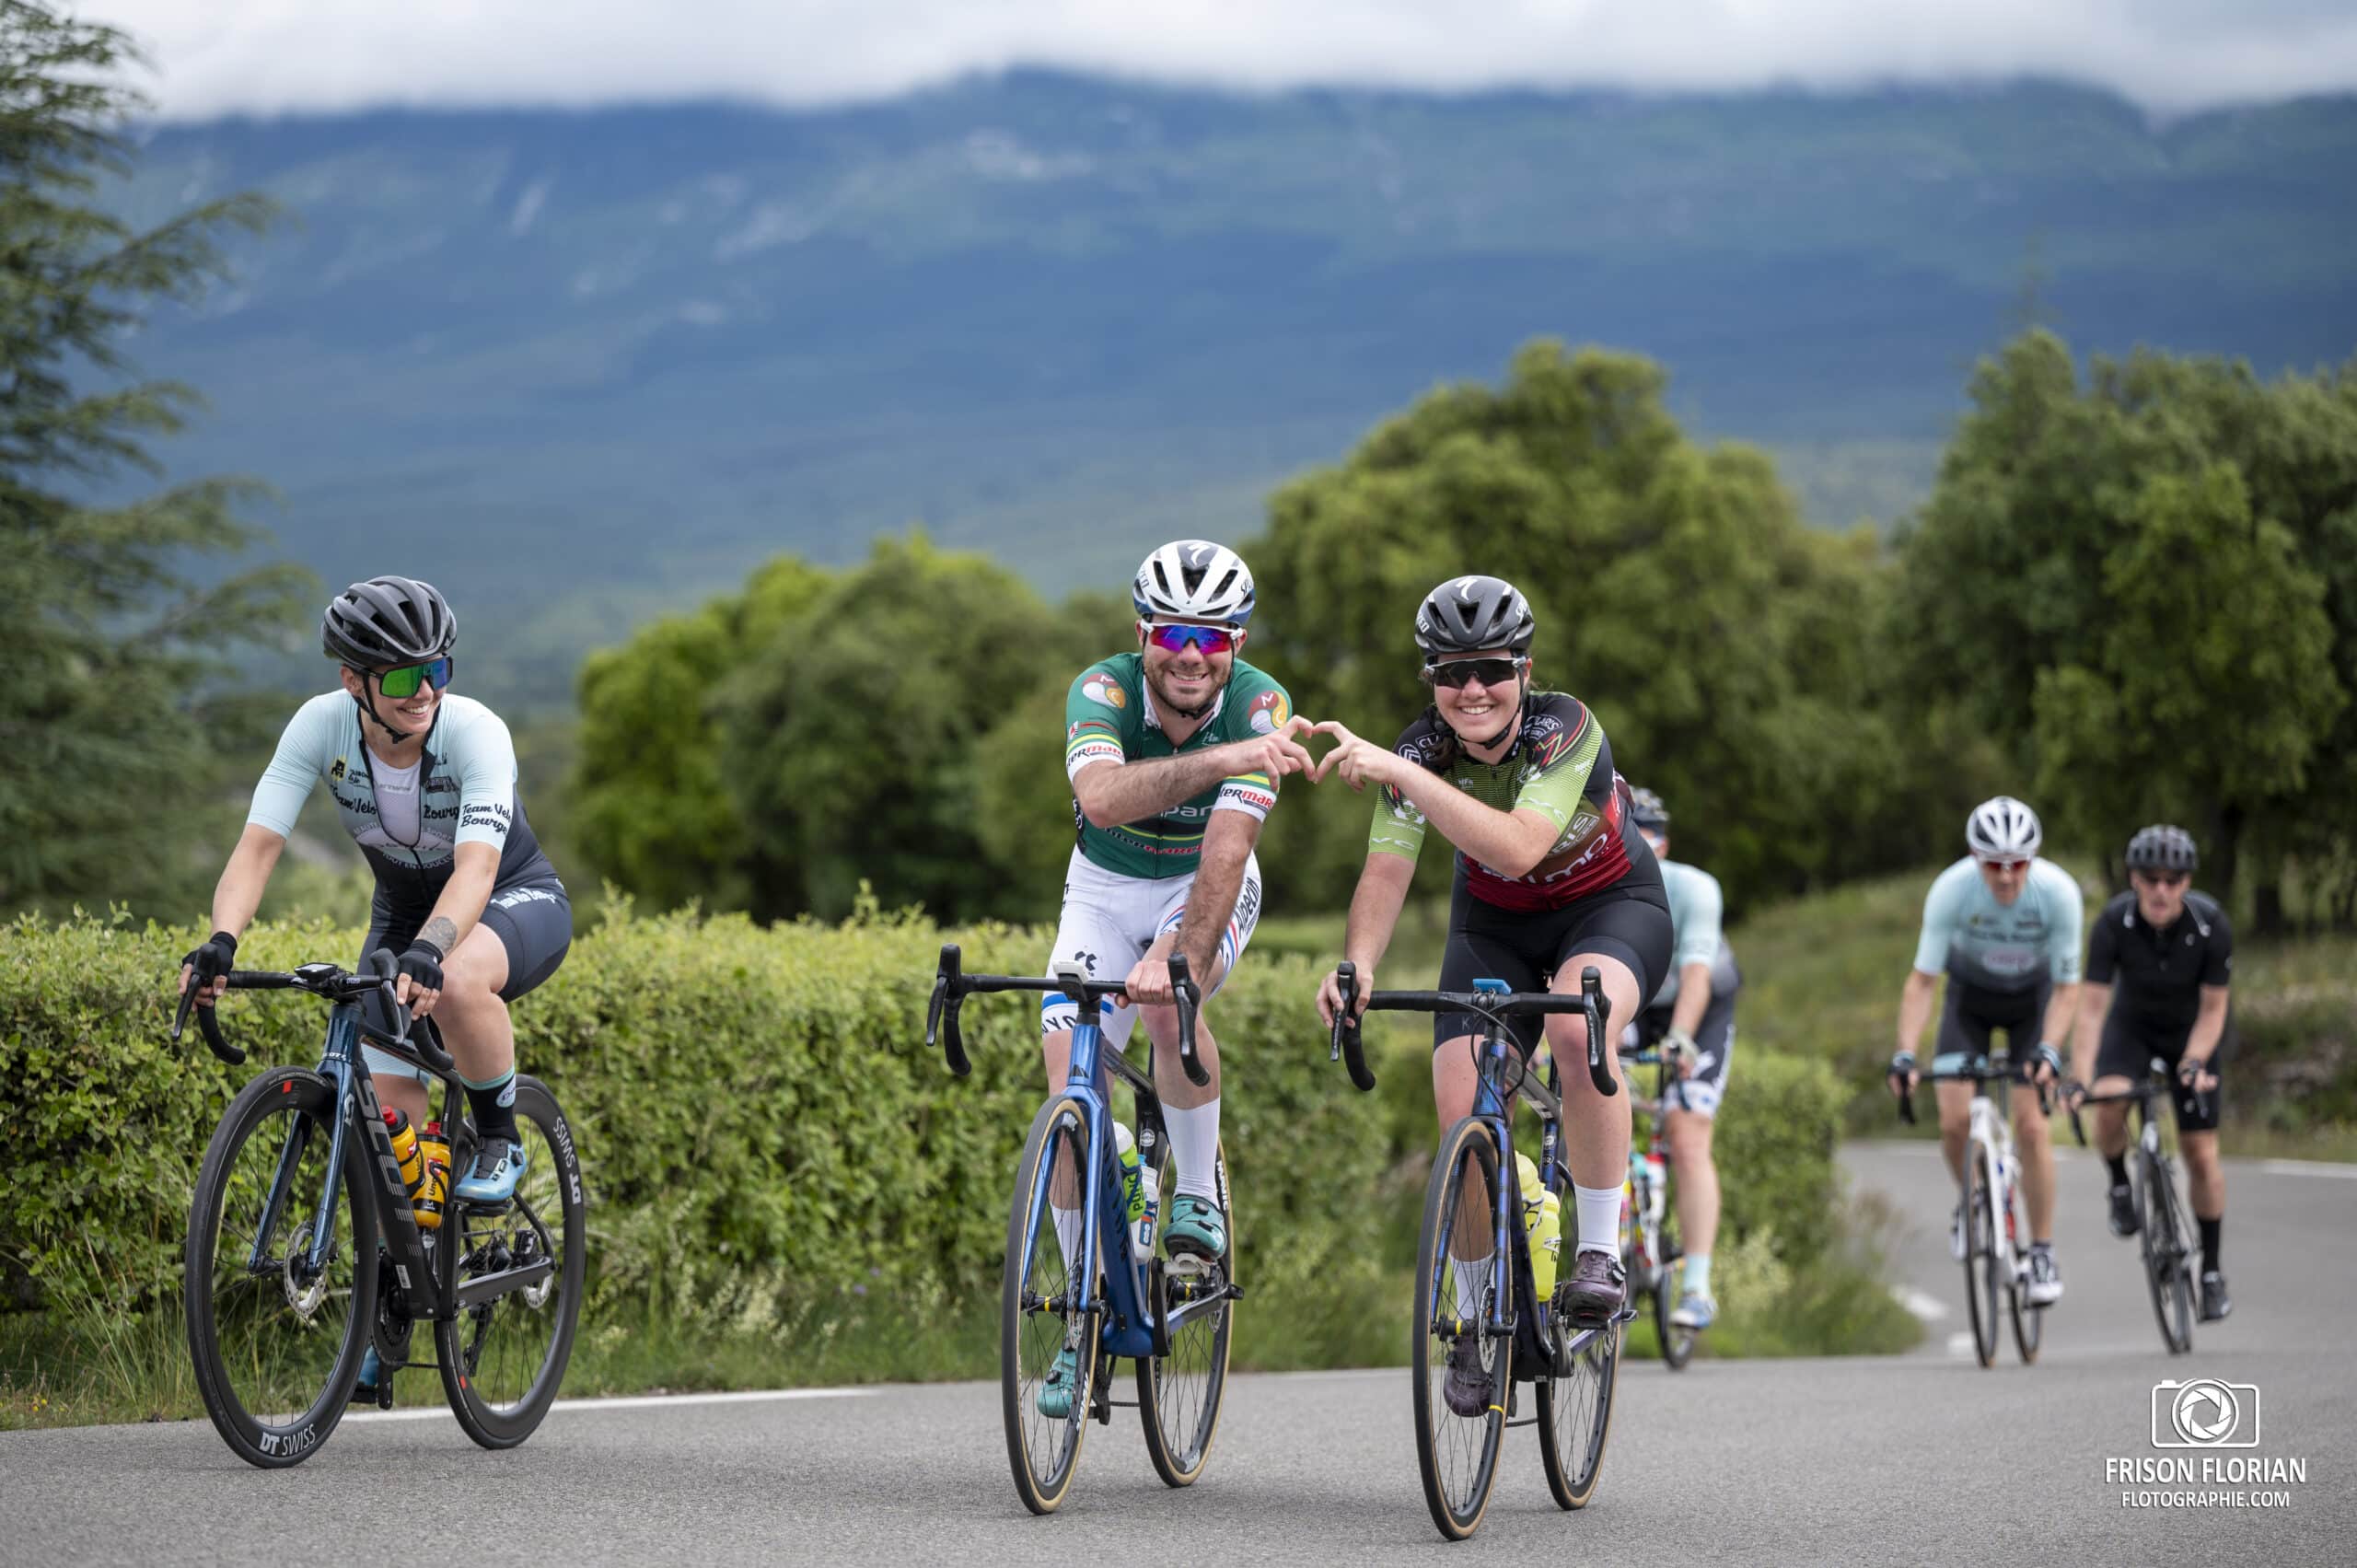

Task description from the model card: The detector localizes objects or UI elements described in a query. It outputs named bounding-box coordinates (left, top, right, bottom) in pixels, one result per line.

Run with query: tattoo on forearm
left=419, top=916, right=459, bottom=955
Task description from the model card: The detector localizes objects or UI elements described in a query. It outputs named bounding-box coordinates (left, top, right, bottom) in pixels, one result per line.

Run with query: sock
left=2031, top=1238, right=2053, bottom=1256
left=1573, top=1183, right=1622, bottom=1258
left=1051, top=1204, right=1086, bottom=1274
left=462, top=1069, right=518, bottom=1141
left=2105, top=1153, right=2131, bottom=1189
left=1162, top=1099, right=1221, bottom=1202
left=1682, top=1254, right=1713, bottom=1298
left=1451, top=1256, right=1493, bottom=1317
left=2200, top=1216, right=2222, bottom=1274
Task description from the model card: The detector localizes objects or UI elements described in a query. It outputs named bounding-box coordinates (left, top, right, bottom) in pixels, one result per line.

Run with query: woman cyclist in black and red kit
left=1313, top=575, right=1671, bottom=1412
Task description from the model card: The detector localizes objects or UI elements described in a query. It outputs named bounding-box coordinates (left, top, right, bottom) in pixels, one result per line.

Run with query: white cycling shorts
left=1039, top=846, right=1263, bottom=1047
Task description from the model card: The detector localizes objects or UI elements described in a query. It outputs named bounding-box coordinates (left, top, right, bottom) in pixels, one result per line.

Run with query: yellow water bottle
left=385, top=1109, right=424, bottom=1191
left=413, top=1121, right=451, bottom=1231
left=1515, top=1154, right=1562, bottom=1305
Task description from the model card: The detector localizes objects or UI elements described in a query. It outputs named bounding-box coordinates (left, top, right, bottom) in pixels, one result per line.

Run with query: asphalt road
left=6, top=1144, right=2350, bottom=1565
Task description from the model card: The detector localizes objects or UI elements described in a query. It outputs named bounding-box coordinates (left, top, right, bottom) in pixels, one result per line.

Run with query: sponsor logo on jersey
left=1082, top=675, right=1127, bottom=710
left=329, top=757, right=346, bottom=782
left=1247, top=688, right=1291, bottom=735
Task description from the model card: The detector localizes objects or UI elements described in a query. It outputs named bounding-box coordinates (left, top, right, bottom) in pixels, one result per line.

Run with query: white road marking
left=2261, top=1158, right=2357, bottom=1179
left=1893, top=1286, right=1951, bottom=1322
left=344, top=1387, right=876, bottom=1423
left=1945, top=1331, right=1977, bottom=1358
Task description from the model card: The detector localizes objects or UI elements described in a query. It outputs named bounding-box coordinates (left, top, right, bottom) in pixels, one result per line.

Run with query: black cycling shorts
left=2095, top=1009, right=2233, bottom=1133
left=1433, top=876, right=1674, bottom=1055
left=362, top=877, right=574, bottom=1005
left=1932, top=976, right=2051, bottom=1069
left=1631, top=990, right=1736, bottom=1116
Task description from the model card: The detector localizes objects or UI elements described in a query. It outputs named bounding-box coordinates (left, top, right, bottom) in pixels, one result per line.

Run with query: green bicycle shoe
left=1035, top=1345, right=1081, bottom=1420
left=1163, top=1194, right=1226, bottom=1262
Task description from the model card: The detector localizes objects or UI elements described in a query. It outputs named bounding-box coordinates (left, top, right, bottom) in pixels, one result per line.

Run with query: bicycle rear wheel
left=1137, top=1138, right=1233, bottom=1488
left=1003, top=1095, right=1100, bottom=1514
left=1960, top=1145, right=1999, bottom=1368
left=1411, top=1117, right=1509, bottom=1541
left=1538, top=1315, right=1622, bottom=1509
left=1653, top=1212, right=1693, bottom=1370
left=185, top=1067, right=377, bottom=1469
left=435, top=1077, right=587, bottom=1448
left=2137, top=1148, right=2196, bottom=1354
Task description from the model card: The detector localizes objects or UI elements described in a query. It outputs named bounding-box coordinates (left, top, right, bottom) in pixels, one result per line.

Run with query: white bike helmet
left=1965, top=796, right=2042, bottom=861
left=1132, top=540, right=1256, bottom=626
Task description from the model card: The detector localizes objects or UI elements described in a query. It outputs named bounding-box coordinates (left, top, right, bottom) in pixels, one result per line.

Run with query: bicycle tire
left=436, top=1077, right=587, bottom=1448
left=1654, top=1214, right=1694, bottom=1370
left=1136, top=1139, right=1233, bottom=1488
left=1961, top=1144, right=1999, bottom=1368
left=185, top=1067, right=378, bottom=1469
left=1539, top=1144, right=1622, bottom=1508
left=1411, top=1116, right=1509, bottom=1541
left=1002, top=1094, right=1099, bottom=1515
left=2004, top=1171, right=2042, bottom=1365
left=2138, top=1148, right=2196, bottom=1354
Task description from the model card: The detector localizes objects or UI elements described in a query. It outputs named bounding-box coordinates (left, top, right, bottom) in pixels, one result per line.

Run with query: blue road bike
left=929, top=945, right=1239, bottom=1514
left=1331, top=963, right=1629, bottom=1540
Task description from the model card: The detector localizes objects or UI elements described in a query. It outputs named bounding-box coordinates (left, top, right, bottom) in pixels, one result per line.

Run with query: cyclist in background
left=177, top=576, right=573, bottom=1400
left=1314, top=575, right=1671, bottom=1416
left=1035, top=540, right=1314, bottom=1416
left=1888, top=796, right=2080, bottom=1305
left=2067, top=825, right=2235, bottom=1321
left=1623, top=787, right=1738, bottom=1332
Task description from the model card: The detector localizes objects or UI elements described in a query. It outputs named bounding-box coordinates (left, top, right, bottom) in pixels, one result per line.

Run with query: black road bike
left=2072, top=1060, right=2203, bottom=1355
left=174, top=951, right=585, bottom=1467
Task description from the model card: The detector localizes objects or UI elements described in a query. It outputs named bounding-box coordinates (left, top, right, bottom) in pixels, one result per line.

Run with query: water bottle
left=1114, top=1123, right=1148, bottom=1261
left=1515, top=1154, right=1562, bottom=1305
left=1643, top=1149, right=1667, bottom=1230
left=413, top=1121, right=451, bottom=1231
left=1132, top=1123, right=1162, bottom=1262
left=385, top=1109, right=424, bottom=1194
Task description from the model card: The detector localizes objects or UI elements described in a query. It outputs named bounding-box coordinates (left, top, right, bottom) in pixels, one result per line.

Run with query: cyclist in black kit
left=2066, top=825, right=2235, bottom=1321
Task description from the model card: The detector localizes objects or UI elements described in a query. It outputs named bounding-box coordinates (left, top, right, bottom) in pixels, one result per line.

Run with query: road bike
left=2071, top=1060, right=2202, bottom=1355
left=1621, top=1048, right=1694, bottom=1369
left=928, top=945, right=1237, bottom=1515
left=1896, top=1052, right=2047, bottom=1367
left=1329, top=962, right=1629, bottom=1541
left=173, top=951, right=585, bottom=1467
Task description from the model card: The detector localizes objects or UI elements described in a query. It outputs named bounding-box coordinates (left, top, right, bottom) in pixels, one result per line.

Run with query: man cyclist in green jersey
left=2066, top=825, right=2236, bottom=1321
left=1036, top=540, right=1316, bottom=1417
left=1622, top=786, right=1738, bottom=1332
left=1314, top=575, right=1672, bottom=1418
left=1888, top=796, right=2081, bottom=1304
left=177, top=577, right=572, bottom=1400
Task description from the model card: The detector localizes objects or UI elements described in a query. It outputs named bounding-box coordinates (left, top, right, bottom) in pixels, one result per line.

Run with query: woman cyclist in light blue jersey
left=177, top=577, right=572, bottom=1395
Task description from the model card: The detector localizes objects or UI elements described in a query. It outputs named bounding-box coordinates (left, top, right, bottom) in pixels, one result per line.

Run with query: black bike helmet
left=1629, top=786, right=1670, bottom=832
left=322, top=576, right=457, bottom=668
left=2124, top=824, right=2199, bottom=873
left=1413, top=575, right=1535, bottom=660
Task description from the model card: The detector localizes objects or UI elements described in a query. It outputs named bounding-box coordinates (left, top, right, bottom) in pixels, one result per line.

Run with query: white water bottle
left=1130, top=1124, right=1161, bottom=1262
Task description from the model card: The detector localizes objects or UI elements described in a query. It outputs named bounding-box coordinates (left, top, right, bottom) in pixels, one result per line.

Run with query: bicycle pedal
left=1164, top=1253, right=1214, bottom=1280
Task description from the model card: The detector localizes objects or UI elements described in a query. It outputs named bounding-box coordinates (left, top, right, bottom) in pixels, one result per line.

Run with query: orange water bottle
left=385, top=1109, right=424, bottom=1192
left=414, top=1121, right=451, bottom=1231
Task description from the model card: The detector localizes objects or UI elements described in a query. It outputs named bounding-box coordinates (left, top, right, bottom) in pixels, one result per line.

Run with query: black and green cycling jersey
left=1062, top=654, right=1292, bottom=879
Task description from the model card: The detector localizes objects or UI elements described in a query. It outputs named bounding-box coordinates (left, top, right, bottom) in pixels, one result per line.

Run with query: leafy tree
left=571, top=557, right=829, bottom=912
left=0, top=2, right=304, bottom=912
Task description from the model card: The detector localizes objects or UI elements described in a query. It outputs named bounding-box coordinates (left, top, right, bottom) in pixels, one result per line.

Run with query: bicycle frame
left=1621, top=1051, right=1683, bottom=1289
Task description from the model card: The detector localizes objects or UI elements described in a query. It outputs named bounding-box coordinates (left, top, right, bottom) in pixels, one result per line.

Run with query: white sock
left=1051, top=1204, right=1085, bottom=1273
left=1573, top=1183, right=1623, bottom=1258
left=1452, top=1256, right=1494, bottom=1317
left=1162, top=1099, right=1221, bottom=1202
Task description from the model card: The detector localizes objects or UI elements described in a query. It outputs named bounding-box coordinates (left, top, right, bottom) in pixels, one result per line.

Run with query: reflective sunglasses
left=1145, top=622, right=1237, bottom=656
left=1977, top=856, right=2030, bottom=874
left=376, top=657, right=453, bottom=699
left=2132, top=869, right=2190, bottom=889
left=1425, top=656, right=1526, bottom=691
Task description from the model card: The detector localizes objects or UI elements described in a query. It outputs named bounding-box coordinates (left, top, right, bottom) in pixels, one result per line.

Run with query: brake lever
left=929, top=944, right=970, bottom=1077
left=1329, top=961, right=1376, bottom=1093
left=1580, top=967, right=1618, bottom=1097
left=1168, top=953, right=1208, bottom=1087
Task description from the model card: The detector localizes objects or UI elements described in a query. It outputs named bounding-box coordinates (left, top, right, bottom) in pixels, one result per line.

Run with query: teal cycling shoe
left=454, top=1132, right=528, bottom=1204
left=349, top=1345, right=385, bottom=1406
left=1163, top=1194, right=1226, bottom=1262
left=1669, top=1292, right=1718, bottom=1330
left=1035, top=1345, right=1081, bottom=1419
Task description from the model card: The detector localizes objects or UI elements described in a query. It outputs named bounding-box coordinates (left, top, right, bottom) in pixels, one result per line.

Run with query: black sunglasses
left=1424, top=656, right=1526, bottom=691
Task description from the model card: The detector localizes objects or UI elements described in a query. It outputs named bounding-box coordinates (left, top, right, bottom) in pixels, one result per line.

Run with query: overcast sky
left=97, top=1, right=2357, bottom=121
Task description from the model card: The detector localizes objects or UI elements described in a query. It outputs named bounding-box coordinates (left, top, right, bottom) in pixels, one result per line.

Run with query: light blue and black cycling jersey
left=1910, top=855, right=2084, bottom=993
left=246, top=692, right=556, bottom=916
left=1649, top=858, right=1738, bottom=1010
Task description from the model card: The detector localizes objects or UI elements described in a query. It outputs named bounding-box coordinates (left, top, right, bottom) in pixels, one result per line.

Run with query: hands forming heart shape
left=1239, top=716, right=1398, bottom=793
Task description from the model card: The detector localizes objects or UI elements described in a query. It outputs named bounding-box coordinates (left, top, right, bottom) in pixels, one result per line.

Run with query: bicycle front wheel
left=2137, top=1149, right=2196, bottom=1354
left=1137, top=1137, right=1233, bottom=1488
left=1002, top=1094, right=1099, bottom=1515
left=1961, top=1146, right=1999, bottom=1368
left=1411, top=1116, right=1509, bottom=1541
left=1653, top=1212, right=1693, bottom=1370
left=2004, top=1172, right=2042, bottom=1365
left=185, top=1067, right=378, bottom=1469
left=435, top=1076, right=587, bottom=1448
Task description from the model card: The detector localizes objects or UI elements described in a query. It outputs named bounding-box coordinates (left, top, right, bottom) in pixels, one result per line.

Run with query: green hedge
left=2, top=905, right=1850, bottom=1350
